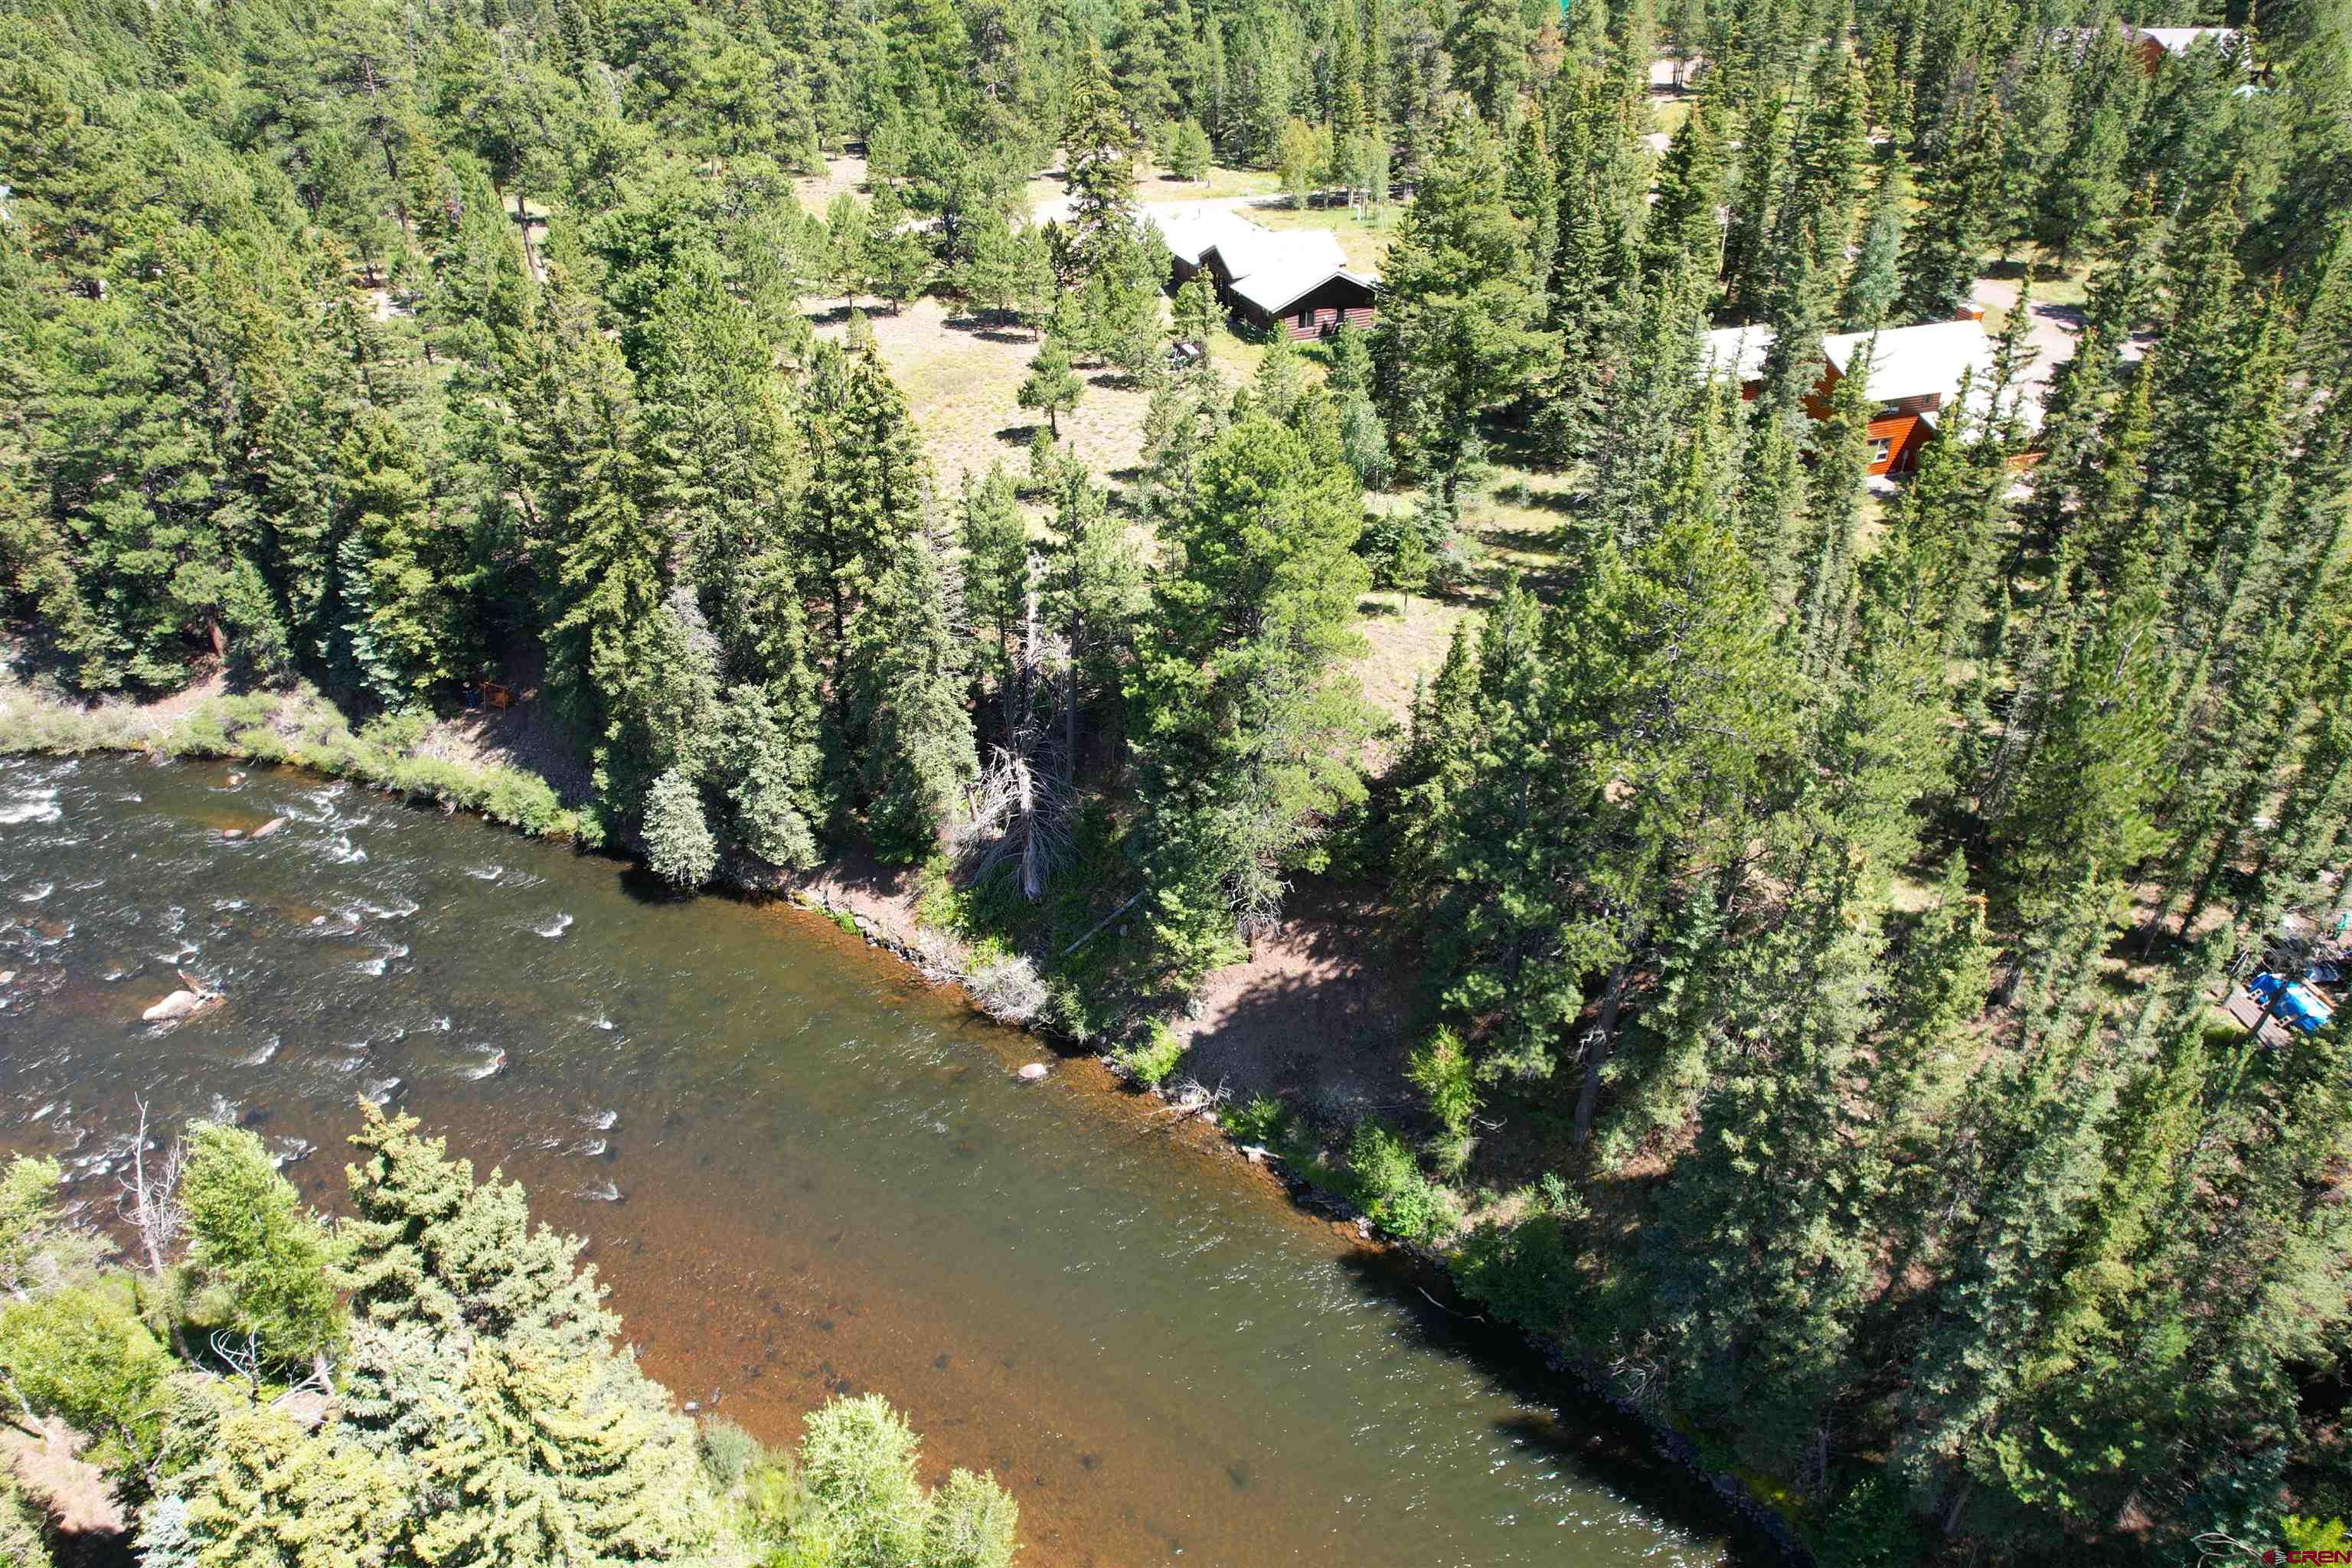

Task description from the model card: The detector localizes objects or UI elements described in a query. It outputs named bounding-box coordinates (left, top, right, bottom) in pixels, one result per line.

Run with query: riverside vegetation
left=0, top=1106, right=1019, bottom=1567
left=6, top=0, right=2352, bottom=1562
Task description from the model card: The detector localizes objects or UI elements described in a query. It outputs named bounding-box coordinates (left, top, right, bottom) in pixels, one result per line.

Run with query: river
left=0, top=752, right=1742, bottom=1566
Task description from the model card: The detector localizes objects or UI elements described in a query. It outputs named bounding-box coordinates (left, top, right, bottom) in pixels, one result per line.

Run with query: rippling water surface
left=0, top=753, right=1740, bottom=1567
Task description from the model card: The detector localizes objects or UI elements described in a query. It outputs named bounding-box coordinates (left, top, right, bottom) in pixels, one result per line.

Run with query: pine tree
left=1370, top=104, right=1555, bottom=489
left=1840, top=151, right=1908, bottom=331
left=1063, top=41, right=1141, bottom=276
left=537, top=307, right=669, bottom=825
left=1130, top=414, right=1372, bottom=973
left=961, top=465, right=1032, bottom=743
left=721, top=682, right=825, bottom=870
left=642, top=766, right=718, bottom=887
left=1171, top=275, right=1219, bottom=352
left=852, top=511, right=978, bottom=861
left=1646, top=857, right=1889, bottom=1486
left=181, top=1124, right=344, bottom=1372
left=1444, top=0, right=1530, bottom=123
left=157, top=1385, right=410, bottom=1568
left=339, top=1103, right=619, bottom=1360
left=1042, top=466, right=1148, bottom=779
left=1897, top=84, right=2006, bottom=323
left=1018, top=335, right=1082, bottom=437
left=797, top=342, right=929, bottom=756
left=407, top=1337, right=710, bottom=1568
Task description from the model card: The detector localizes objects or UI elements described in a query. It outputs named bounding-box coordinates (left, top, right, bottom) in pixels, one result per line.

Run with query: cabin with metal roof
left=1697, top=318, right=2038, bottom=475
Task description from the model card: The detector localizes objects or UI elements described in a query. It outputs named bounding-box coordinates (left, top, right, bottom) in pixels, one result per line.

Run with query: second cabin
left=1697, top=318, right=2041, bottom=475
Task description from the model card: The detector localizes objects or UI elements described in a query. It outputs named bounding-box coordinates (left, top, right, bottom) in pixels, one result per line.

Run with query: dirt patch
left=418, top=649, right=595, bottom=807
left=1168, top=879, right=1419, bottom=1125
left=1, top=1418, right=127, bottom=1540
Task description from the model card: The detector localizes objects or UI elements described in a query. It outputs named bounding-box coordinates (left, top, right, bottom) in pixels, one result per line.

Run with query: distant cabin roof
left=1697, top=318, right=2040, bottom=428
left=1152, top=208, right=1263, bottom=266
left=2128, top=24, right=2241, bottom=55
left=1698, top=324, right=1773, bottom=384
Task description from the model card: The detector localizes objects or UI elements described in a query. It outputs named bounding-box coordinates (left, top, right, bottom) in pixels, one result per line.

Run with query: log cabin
left=2124, top=24, right=2243, bottom=75
left=1152, top=213, right=1381, bottom=339
left=1697, top=318, right=2040, bottom=475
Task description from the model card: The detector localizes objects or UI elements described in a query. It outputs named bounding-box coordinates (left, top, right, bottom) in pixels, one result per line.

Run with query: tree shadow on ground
left=942, top=310, right=1039, bottom=345
left=1174, top=877, right=1420, bottom=1125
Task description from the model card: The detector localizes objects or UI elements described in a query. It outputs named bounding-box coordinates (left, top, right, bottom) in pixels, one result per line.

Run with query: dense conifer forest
left=6, top=0, right=2352, bottom=1559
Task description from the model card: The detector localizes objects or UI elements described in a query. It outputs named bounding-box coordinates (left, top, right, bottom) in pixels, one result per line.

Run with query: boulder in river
left=1016, top=1063, right=1049, bottom=1082
left=250, top=817, right=286, bottom=839
left=142, top=988, right=216, bottom=1023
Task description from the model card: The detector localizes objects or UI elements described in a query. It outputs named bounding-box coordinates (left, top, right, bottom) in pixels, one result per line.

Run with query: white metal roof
left=1695, top=318, right=2039, bottom=430
left=1822, top=320, right=1996, bottom=404
left=1202, top=228, right=1344, bottom=284
left=1152, top=208, right=1264, bottom=267
left=1698, top=324, right=1773, bottom=384
left=1230, top=263, right=1380, bottom=315
left=1198, top=229, right=1370, bottom=315
left=2128, top=24, right=2240, bottom=56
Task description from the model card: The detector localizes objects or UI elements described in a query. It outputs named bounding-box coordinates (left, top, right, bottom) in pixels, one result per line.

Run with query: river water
left=0, top=753, right=1740, bottom=1566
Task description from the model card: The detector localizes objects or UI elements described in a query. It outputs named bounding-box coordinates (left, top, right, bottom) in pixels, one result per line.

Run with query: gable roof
left=1201, top=227, right=1345, bottom=285
left=2128, top=24, right=2241, bottom=57
left=1694, top=318, right=2039, bottom=429
left=1698, top=324, right=1774, bottom=384
left=1230, top=263, right=1380, bottom=315
left=1152, top=208, right=1264, bottom=267
left=1821, top=320, right=1996, bottom=405
left=1191, top=228, right=1373, bottom=315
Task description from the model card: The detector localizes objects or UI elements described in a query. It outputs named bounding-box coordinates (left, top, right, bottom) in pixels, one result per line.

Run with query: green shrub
left=1407, top=1026, right=1480, bottom=1174
left=1221, top=1095, right=1288, bottom=1146
left=1111, top=1021, right=1185, bottom=1087
left=1819, top=1475, right=1932, bottom=1567
left=357, top=710, right=430, bottom=754
left=697, top=1416, right=766, bottom=1491
left=1338, top=1120, right=1462, bottom=1243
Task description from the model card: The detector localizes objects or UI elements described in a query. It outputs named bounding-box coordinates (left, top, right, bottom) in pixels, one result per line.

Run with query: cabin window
left=1869, top=435, right=1894, bottom=466
left=1296, top=306, right=1313, bottom=328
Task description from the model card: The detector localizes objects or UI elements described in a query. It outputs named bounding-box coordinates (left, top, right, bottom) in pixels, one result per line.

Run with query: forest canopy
left=6, top=0, right=2352, bottom=1561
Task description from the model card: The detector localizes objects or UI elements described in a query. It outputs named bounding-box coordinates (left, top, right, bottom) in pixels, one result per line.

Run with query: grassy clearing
left=1347, top=446, right=1586, bottom=724
left=815, top=296, right=1167, bottom=490
left=1246, top=200, right=1404, bottom=273
left=1134, top=159, right=1282, bottom=201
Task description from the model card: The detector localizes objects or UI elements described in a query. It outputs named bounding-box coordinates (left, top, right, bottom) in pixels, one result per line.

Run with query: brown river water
left=0, top=752, right=1749, bottom=1566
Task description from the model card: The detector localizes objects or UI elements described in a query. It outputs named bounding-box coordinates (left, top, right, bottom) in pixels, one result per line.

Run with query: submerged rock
left=1016, top=1063, right=1048, bottom=1082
